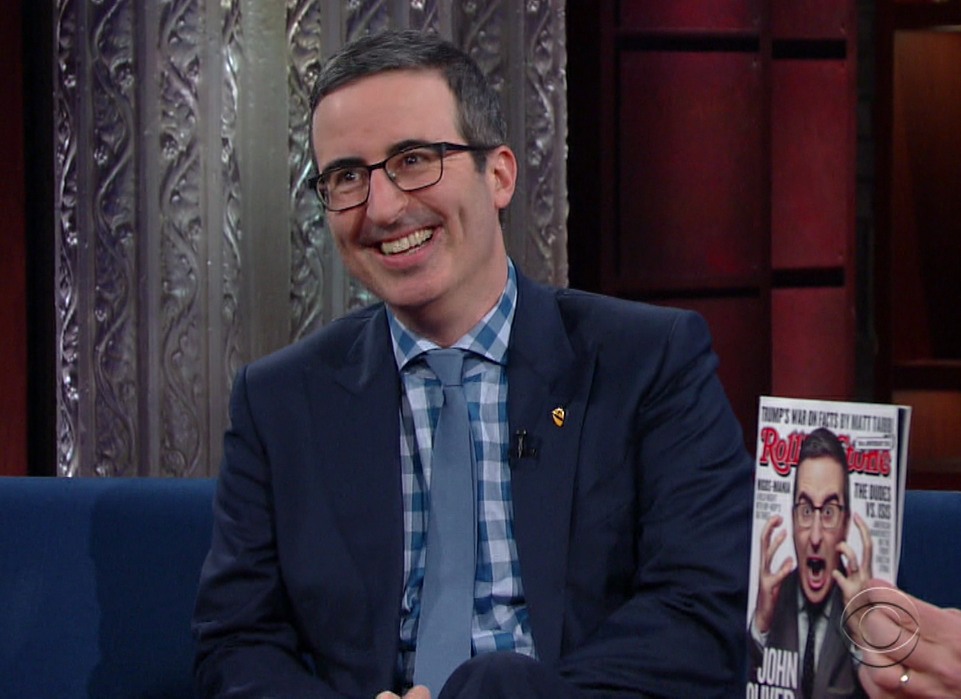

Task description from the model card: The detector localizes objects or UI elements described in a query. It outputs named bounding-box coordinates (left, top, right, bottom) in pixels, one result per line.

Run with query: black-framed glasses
left=307, top=141, right=497, bottom=212
left=793, top=498, right=846, bottom=530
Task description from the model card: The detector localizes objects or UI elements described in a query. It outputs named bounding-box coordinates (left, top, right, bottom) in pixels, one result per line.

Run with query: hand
left=849, top=581, right=961, bottom=698
left=376, top=685, right=431, bottom=699
left=753, top=514, right=794, bottom=634
left=833, top=512, right=873, bottom=606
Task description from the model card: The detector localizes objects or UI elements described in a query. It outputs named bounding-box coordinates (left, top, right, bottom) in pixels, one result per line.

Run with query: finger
left=762, top=530, right=788, bottom=575
left=853, top=512, right=874, bottom=576
left=860, top=661, right=954, bottom=699
left=762, top=514, right=783, bottom=537
left=831, top=567, right=861, bottom=603
left=768, top=530, right=788, bottom=569
left=404, top=686, right=432, bottom=699
left=760, top=515, right=782, bottom=559
left=772, top=556, right=794, bottom=587
left=836, top=541, right=863, bottom=580
left=913, top=594, right=961, bottom=638
left=857, top=664, right=893, bottom=699
left=376, top=693, right=400, bottom=699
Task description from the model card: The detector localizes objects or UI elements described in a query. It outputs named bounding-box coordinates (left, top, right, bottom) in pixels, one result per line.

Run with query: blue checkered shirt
left=387, top=261, right=535, bottom=687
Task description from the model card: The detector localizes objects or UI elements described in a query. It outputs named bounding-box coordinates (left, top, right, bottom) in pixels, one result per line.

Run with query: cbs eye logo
left=841, top=587, right=921, bottom=667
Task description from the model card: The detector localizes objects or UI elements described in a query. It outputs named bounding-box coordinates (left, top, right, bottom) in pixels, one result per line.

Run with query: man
left=750, top=427, right=872, bottom=698
left=193, top=29, right=753, bottom=698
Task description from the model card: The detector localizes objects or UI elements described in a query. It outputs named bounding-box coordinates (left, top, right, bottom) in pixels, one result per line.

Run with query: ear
left=488, top=145, right=517, bottom=209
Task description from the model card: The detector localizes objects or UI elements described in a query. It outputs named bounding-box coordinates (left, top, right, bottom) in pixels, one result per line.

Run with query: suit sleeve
left=556, top=310, right=754, bottom=698
left=192, top=367, right=349, bottom=699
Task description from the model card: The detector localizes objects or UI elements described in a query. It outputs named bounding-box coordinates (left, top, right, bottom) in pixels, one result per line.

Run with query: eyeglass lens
left=318, top=144, right=446, bottom=211
left=794, top=502, right=843, bottom=528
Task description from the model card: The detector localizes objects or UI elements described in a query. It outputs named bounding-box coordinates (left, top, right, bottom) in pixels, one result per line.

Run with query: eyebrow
left=318, top=139, right=435, bottom=175
left=319, top=156, right=367, bottom=175
left=795, top=493, right=843, bottom=507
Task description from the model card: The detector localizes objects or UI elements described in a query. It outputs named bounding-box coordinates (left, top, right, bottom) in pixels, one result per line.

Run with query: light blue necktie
left=413, top=349, right=476, bottom=693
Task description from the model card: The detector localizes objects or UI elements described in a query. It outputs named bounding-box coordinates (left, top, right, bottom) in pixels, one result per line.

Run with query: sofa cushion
left=0, top=477, right=214, bottom=699
left=897, top=489, right=961, bottom=610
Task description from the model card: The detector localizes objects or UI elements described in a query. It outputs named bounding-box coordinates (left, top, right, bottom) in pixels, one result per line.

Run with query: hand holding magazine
left=850, top=580, right=961, bottom=697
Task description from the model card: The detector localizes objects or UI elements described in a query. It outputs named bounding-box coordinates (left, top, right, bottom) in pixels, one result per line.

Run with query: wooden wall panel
left=569, top=0, right=860, bottom=449
left=893, top=389, right=961, bottom=489
left=771, top=59, right=850, bottom=270
left=772, top=287, right=852, bottom=398
left=891, top=31, right=961, bottom=364
left=772, top=1, right=850, bottom=39
left=616, top=51, right=764, bottom=290
left=618, top=0, right=761, bottom=31
left=875, top=1, right=961, bottom=490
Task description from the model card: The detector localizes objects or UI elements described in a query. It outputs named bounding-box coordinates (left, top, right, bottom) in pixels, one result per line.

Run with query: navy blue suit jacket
left=193, top=272, right=754, bottom=698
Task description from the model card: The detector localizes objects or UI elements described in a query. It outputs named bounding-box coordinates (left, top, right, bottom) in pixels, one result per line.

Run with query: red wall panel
left=772, top=287, right=851, bottom=398
left=572, top=0, right=861, bottom=451
left=617, top=51, right=764, bottom=289
left=771, top=59, right=850, bottom=270
left=772, top=1, right=850, bottom=39
left=619, top=0, right=761, bottom=32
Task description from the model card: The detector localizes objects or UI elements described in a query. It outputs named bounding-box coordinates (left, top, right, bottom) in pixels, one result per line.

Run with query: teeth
left=381, top=228, right=433, bottom=255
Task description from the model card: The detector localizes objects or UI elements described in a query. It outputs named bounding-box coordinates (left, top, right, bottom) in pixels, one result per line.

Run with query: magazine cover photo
left=746, top=396, right=910, bottom=699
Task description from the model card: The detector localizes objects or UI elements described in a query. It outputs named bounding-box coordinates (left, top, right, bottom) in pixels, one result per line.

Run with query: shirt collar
left=797, top=585, right=834, bottom=620
left=388, top=259, right=517, bottom=370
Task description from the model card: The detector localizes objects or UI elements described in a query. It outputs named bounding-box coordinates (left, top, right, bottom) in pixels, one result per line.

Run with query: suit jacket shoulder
left=552, top=285, right=707, bottom=345
left=243, top=302, right=390, bottom=387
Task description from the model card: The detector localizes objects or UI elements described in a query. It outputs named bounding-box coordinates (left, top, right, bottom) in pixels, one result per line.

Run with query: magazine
left=745, top=396, right=911, bottom=699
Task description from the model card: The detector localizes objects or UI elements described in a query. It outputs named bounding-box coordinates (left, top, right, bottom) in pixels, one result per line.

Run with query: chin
left=803, top=583, right=832, bottom=606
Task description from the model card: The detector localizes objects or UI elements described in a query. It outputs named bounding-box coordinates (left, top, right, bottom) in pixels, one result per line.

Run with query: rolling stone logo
left=758, top=428, right=892, bottom=478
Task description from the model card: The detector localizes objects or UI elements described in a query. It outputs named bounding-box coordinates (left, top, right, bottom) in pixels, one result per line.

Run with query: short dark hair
left=794, top=427, right=850, bottom=512
left=309, top=29, right=506, bottom=170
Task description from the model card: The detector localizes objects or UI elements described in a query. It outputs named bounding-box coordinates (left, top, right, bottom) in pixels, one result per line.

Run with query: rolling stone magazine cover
left=746, top=396, right=911, bottom=699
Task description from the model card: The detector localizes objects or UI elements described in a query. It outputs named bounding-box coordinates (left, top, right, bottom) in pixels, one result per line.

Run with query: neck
left=393, top=258, right=509, bottom=348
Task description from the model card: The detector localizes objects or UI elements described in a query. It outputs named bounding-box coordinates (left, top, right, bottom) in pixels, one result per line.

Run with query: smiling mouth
left=380, top=227, right=434, bottom=255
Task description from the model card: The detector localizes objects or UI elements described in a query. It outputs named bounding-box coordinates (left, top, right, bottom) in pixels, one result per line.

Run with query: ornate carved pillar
left=54, top=0, right=567, bottom=477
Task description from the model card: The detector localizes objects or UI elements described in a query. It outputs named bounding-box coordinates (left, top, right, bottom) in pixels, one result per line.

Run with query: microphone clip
left=511, top=429, right=538, bottom=463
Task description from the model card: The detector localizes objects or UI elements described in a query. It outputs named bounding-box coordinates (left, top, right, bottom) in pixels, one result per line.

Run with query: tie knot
left=805, top=599, right=824, bottom=621
left=426, top=349, right=466, bottom=387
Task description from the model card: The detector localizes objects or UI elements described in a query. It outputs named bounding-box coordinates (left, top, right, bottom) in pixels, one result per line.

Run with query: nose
left=809, top=515, right=823, bottom=547
left=365, top=168, right=407, bottom=226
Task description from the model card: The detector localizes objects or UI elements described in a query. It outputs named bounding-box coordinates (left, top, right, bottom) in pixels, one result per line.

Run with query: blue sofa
left=0, top=477, right=215, bottom=699
left=0, top=478, right=956, bottom=698
left=897, top=488, right=961, bottom=609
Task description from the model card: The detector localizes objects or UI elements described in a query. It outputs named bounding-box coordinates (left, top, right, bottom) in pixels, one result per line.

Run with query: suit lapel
left=508, top=276, right=597, bottom=665
left=815, top=586, right=858, bottom=697
left=303, top=306, right=405, bottom=686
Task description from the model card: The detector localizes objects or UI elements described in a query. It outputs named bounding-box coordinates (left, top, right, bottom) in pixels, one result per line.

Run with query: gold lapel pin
left=551, top=407, right=566, bottom=428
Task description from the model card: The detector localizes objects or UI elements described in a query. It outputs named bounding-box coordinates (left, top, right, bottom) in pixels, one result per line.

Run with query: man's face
left=310, top=69, right=516, bottom=342
left=793, top=456, right=849, bottom=605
